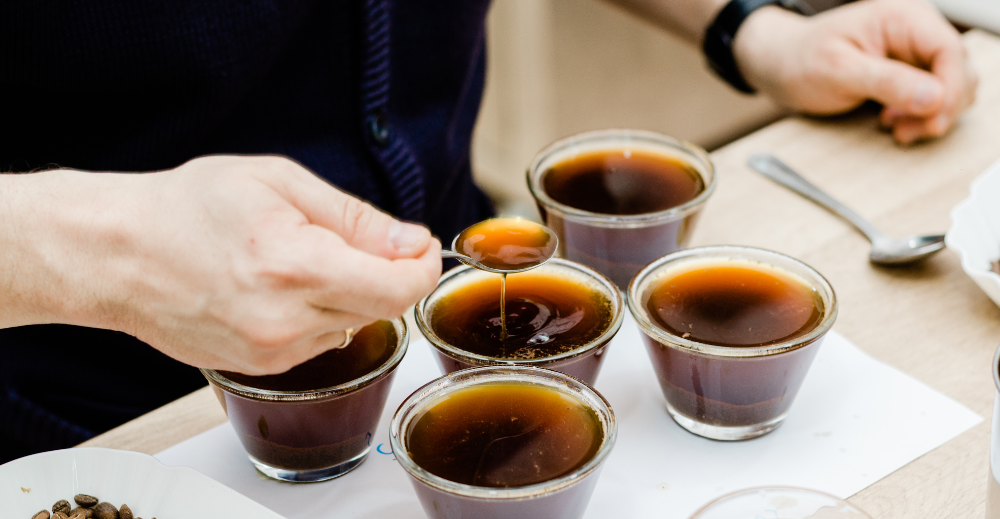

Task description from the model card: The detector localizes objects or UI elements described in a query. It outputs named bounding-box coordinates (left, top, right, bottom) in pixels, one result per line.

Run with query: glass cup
left=390, top=366, right=617, bottom=519
left=690, top=487, right=871, bottom=518
left=527, top=129, right=716, bottom=288
left=201, top=318, right=408, bottom=482
left=628, top=246, right=838, bottom=441
left=415, top=258, right=624, bottom=385
left=988, top=344, right=1000, bottom=518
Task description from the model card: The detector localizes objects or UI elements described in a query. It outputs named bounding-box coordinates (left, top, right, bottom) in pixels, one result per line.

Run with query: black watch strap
left=703, top=0, right=781, bottom=94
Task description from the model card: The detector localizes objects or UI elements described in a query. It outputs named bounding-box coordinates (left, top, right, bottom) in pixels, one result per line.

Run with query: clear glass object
left=390, top=365, right=617, bottom=519
left=201, top=318, right=408, bottom=482
left=415, top=258, right=624, bottom=385
left=527, top=129, right=716, bottom=289
left=690, top=487, right=871, bottom=518
left=988, top=344, right=1000, bottom=518
left=628, top=245, right=838, bottom=440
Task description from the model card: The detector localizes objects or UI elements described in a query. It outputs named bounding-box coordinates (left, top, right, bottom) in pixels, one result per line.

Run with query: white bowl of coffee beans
left=1, top=448, right=281, bottom=519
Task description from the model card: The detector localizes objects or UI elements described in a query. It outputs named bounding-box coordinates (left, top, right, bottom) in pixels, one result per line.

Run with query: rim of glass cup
left=201, top=317, right=408, bottom=402
left=627, top=245, right=838, bottom=358
left=415, top=258, right=625, bottom=367
left=688, top=486, right=871, bottom=519
left=526, top=128, right=717, bottom=228
left=389, top=365, right=617, bottom=500
left=993, top=343, right=1000, bottom=394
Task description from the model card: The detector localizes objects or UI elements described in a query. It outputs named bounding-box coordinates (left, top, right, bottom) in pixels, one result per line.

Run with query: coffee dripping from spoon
left=441, top=218, right=559, bottom=340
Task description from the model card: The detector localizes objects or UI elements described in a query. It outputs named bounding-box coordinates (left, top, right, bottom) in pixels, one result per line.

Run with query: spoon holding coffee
left=441, top=218, right=559, bottom=274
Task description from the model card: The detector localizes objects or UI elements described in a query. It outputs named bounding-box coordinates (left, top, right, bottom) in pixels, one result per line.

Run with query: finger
left=300, top=226, right=442, bottom=319
left=323, top=330, right=354, bottom=351
left=878, top=0, right=969, bottom=119
left=848, top=52, right=946, bottom=117
left=320, top=238, right=442, bottom=319
left=308, top=329, right=362, bottom=357
left=879, top=106, right=905, bottom=129
left=227, top=306, right=379, bottom=375
left=296, top=314, right=381, bottom=366
left=261, top=158, right=434, bottom=260
left=302, top=307, right=381, bottom=341
left=892, top=113, right=951, bottom=145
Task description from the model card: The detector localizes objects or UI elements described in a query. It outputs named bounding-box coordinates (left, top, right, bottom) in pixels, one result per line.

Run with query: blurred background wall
left=470, top=0, right=787, bottom=217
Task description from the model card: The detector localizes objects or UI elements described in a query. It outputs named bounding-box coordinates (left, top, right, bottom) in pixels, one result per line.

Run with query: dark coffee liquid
left=542, top=148, right=704, bottom=215
left=221, top=320, right=398, bottom=391
left=639, top=260, right=827, bottom=428
left=537, top=148, right=707, bottom=288
left=645, top=262, right=824, bottom=347
left=429, top=271, right=614, bottom=360
left=406, top=383, right=602, bottom=487
left=456, top=218, right=557, bottom=272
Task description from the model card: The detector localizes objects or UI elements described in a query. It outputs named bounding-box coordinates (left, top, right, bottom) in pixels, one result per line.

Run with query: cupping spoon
left=747, top=153, right=945, bottom=266
left=441, top=218, right=559, bottom=274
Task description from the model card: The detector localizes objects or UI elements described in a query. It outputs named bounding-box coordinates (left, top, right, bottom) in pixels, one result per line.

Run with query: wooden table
left=82, top=30, right=1000, bottom=519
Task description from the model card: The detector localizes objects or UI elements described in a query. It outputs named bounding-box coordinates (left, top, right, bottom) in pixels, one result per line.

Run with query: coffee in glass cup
left=390, top=366, right=616, bottom=519
left=527, top=129, right=716, bottom=288
left=201, top=318, right=407, bottom=481
left=415, top=258, right=623, bottom=384
left=628, top=246, right=837, bottom=440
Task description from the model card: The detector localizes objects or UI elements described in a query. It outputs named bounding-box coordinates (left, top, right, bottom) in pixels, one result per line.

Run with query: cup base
left=249, top=447, right=371, bottom=482
left=666, top=403, right=785, bottom=441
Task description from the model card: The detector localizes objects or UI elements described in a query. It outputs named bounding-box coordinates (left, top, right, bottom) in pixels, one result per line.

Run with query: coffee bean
left=53, top=514, right=69, bottom=519
left=118, top=505, right=132, bottom=519
left=53, top=500, right=71, bottom=515
left=69, top=508, right=93, bottom=519
left=93, top=502, right=117, bottom=519
left=74, top=495, right=98, bottom=508
left=31, top=510, right=50, bottom=519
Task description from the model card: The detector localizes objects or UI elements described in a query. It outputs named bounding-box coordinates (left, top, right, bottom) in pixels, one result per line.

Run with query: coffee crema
left=220, top=320, right=398, bottom=391
left=644, top=260, right=824, bottom=347
left=406, top=383, right=602, bottom=488
left=428, top=270, right=614, bottom=360
left=456, top=218, right=557, bottom=272
left=542, top=148, right=704, bottom=215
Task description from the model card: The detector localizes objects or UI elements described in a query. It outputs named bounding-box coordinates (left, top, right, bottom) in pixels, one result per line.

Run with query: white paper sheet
left=156, top=315, right=982, bottom=519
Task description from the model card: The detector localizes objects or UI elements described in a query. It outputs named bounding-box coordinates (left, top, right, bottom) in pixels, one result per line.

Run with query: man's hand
left=733, top=0, right=977, bottom=144
left=0, top=156, right=441, bottom=375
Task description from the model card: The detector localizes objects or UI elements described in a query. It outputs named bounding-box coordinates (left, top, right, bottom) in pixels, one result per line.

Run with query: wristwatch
left=703, top=0, right=853, bottom=93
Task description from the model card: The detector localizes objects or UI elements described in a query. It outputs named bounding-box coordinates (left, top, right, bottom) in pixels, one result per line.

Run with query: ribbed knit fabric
left=0, top=0, right=494, bottom=463
left=360, top=0, right=426, bottom=222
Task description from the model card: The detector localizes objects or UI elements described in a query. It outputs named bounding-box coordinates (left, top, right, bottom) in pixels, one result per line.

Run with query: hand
left=2, top=156, right=441, bottom=375
left=733, top=0, right=977, bottom=144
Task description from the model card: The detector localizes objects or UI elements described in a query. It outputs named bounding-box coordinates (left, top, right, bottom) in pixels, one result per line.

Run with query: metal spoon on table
left=747, top=153, right=945, bottom=266
left=441, top=217, right=559, bottom=274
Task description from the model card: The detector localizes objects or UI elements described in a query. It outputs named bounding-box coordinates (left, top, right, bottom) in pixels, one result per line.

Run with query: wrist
left=731, top=5, right=804, bottom=94
left=0, top=170, right=146, bottom=332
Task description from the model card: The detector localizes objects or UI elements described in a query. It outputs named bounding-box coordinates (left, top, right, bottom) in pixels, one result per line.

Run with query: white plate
left=946, top=157, right=1000, bottom=310
left=1, top=448, right=284, bottom=519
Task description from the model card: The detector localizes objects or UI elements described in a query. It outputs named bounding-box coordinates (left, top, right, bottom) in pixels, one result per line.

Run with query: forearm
left=0, top=170, right=141, bottom=331
left=602, top=0, right=728, bottom=43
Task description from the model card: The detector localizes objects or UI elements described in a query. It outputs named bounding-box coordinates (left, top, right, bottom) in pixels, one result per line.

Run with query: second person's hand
left=733, top=0, right=977, bottom=144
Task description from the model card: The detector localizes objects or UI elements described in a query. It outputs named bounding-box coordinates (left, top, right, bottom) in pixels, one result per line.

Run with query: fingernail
left=389, top=221, right=428, bottom=251
left=912, top=80, right=943, bottom=111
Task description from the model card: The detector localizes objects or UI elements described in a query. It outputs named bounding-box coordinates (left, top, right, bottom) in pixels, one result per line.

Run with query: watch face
left=783, top=0, right=852, bottom=15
